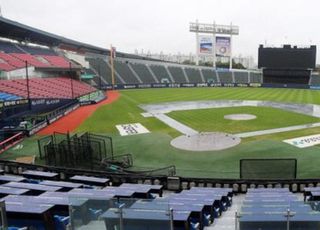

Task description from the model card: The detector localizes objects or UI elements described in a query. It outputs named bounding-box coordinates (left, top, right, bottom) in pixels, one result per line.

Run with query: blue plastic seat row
left=0, top=92, right=22, bottom=101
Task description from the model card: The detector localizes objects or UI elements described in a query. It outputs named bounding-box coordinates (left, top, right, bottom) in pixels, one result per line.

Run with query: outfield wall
left=101, top=82, right=314, bottom=90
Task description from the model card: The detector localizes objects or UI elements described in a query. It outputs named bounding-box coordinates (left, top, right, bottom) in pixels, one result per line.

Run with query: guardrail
left=0, top=131, right=24, bottom=154
left=1, top=159, right=320, bottom=193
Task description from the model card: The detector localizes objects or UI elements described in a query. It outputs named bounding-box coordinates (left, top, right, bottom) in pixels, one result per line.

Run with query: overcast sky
left=0, top=0, right=318, bottom=62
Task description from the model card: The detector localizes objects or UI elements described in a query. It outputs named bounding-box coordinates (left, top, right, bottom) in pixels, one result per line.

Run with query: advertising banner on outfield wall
left=216, top=36, right=231, bottom=57
left=199, top=36, right=213, bottom=55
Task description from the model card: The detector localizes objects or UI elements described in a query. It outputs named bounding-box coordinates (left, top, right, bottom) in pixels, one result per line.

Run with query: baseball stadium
left=0, top=1, right=320, bottom=230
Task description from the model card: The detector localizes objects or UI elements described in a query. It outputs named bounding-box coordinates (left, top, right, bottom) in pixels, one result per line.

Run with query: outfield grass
left=4, top=87, right=320, bottom=178
left=78, top=87, right=320, bottom=135
left=168, top=106, right=320, bottom=134
left=120, top=87, right=320, bottom=105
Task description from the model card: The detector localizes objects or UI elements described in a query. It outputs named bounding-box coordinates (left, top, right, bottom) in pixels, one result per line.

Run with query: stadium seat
left=114, top=60, right=140, bottom=84
left=8, top=227, right=27, bottom=230
left=88, top=208, right=103, bottom=220
left=8, top=219, right=46, bottom=230
left=0, top=77, right=97, bottom=99
left=203, top=213, right=212, bottom=226
left=41, top=55, right=70, bottom=68
left=25, top=178, right=40, bottom=184
left=53, top=215, right=70, bottom=230
left=10, top=53, right=50, bottom=68
left=213, top=206, right=220, bottom=218
left=189, top=221, right=200, bottom=230
left=168, top=66, right=187, bottom=83
left=221, top=201, right=228, bottom=211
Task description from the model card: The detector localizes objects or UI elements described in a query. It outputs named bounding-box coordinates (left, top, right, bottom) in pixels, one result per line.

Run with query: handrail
left=0, top=131, right=24, bottom=153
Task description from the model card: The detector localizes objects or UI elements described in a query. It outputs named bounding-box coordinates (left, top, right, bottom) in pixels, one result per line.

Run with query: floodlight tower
left=189, top=21, right=239, bottom=69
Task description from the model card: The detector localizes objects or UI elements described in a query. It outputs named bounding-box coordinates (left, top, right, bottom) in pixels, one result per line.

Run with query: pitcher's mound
left=171, top=132, right=241, bottom=151
left=224, top=114, right=256, bottom=120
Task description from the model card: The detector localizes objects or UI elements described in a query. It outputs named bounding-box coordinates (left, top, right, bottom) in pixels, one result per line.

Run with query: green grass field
left=168, top=106, right=320, bottom=134
left=4, top=87, right=320, bottom=178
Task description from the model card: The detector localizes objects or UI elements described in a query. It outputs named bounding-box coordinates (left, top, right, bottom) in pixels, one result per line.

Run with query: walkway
left=205, top=194, right=244, bottom=230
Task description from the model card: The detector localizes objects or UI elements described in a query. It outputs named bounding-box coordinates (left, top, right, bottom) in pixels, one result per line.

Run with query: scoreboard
left=258, top=45, right=316, bottom=69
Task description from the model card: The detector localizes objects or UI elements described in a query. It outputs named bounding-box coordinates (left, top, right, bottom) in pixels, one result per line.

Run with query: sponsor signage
left=116, top=123, right=150, bottom=136
left=100, top=82, right=270, bottom=90
left=49, top=114, right=63, bottom=124
left=249, top=83, right=262, bottom=87
left=284, top=134, right=320, bottom=148
left=4, top=99, right=28, bottom=107
left=181, top=83, right=196, bottom=87
left=216, top=36, right=231, bottom=57
left=138, top=84, right=151, bottom=88
left=64, top=104, right=79, bottom=115
left=152, top=84, right=167, bottom=88
left=28, top=121, right=48, bottom=136
left=31, top=99, right=61, bottom=106
left=196, top=83, right=208, bottom=87
left=199, top=36, right=213, bottom=55
left=310, top=86, right=320, bottom=90
left=48, top=104, right=80, bottom=124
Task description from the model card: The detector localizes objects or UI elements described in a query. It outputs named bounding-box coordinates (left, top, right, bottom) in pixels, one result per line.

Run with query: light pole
left=25, top=61, right=31, bottom=110
left=69, top=62, right=74, bottom=99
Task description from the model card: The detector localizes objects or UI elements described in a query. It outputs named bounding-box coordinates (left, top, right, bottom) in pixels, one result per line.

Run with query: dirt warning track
left=38, top=91, right=120, bottom=135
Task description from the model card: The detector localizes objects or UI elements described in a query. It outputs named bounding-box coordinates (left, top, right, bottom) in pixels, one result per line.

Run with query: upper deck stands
left=0, top=77, right=97, bottom=99
left=0, top=41, right=73, bottom=71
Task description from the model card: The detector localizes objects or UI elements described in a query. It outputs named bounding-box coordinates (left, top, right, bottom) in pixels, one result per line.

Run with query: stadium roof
left=0, top=16, right=156, bottom=60
left=0, top=16, right=112, bottom=54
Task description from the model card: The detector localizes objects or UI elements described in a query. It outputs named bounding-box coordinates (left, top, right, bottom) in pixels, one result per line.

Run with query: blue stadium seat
left=88, top=208, right=103, bottom=220
left=8, top=219, right=45, bottom=230
left=214, top=206, right=220, bottom=218
left=203, top=213, right=212, bottom=226
left=189, top=221, right=200, bottom=230
left=82, top=185, right=94, bottom=189
left=8, top=227, right=27, bottom=230
left=25, top=178, right=40, bottom=184
left=0, top=92, right=21, bottom=101
left=53, top=215, right=70, bottom=230
left=221, top=201, right=228, bottom=211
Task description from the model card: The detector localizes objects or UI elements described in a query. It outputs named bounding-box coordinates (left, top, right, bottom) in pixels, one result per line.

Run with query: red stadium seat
left=0, top=77, right=97, bottom=99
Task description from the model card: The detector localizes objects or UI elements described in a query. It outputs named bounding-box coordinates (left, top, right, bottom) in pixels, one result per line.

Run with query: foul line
left=141, top=100, right=320, bottom=138
left=235, top=122, right=320, bottom=138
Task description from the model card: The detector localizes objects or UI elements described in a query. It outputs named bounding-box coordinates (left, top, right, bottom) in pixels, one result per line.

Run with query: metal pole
left=110, top=45, right=115, bottom=90
left=119, top=206, right=124, bottom=230
left=68, top=205, right=75, bottom=230
left=235, top=211, right=238, bottom=230
left=99, top=61, right=102, bottom=90
left=69, top=62, right=74, bottom=99
left=286, top=208, right=291, bottom=230
left=0, top=201, right=8, bottom=229
left=195, top=20, right=199, bottom=66
left=169, top=208, right=174, bottom=230
left=213, top=21, right=216, bottom=69
left=229, top=22, right=233, bottom=70
left=25, top=61, right=31, bottom=110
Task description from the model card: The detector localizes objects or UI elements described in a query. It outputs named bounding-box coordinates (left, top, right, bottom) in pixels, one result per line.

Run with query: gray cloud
left=0, top=0, right=318, bottom=62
